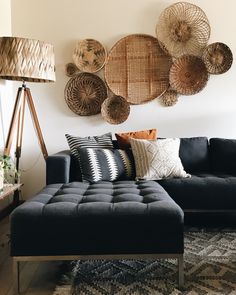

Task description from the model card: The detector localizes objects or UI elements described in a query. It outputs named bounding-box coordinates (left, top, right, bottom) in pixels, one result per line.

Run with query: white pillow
left=130, top=138, right=190, bottom=180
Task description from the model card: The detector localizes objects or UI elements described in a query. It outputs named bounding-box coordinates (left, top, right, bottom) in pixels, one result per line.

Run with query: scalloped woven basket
left=202, top=42, right=233, bottom=74
left=104, top=34, right=172, bottom=105
left=161, top=87, right=178, bottom=106
left=169, top=55, right=208, bottom=95
left=64, top=73, right=107, bottom=116
left=156, top=2, right=210, bottom=57
left=73, top=39, right=107, bottom=73
left=101, top=95, right=130, bottom=125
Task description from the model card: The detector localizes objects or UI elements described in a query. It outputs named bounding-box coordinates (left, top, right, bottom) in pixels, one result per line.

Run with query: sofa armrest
left=46, top=150, right=71, bottom=184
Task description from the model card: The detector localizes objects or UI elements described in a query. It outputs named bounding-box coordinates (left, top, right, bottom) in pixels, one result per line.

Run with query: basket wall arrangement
left=202, top=42, right=233, bottom=74
left=104, top=34, right=172, bottom=105
left=101, top=95, right=130, bottom=125
left=64, top=72, right=107, bottom=116
left=73, top=39, right=107, bottom=73
left=169, top=55, right=209, bottom=95
left=156, top=2, right=210, bottom=58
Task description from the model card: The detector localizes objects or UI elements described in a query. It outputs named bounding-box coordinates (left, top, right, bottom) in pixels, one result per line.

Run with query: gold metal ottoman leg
left=13, top=258, right=20, bottom=294
left=178, top=255, right=184, bottom=289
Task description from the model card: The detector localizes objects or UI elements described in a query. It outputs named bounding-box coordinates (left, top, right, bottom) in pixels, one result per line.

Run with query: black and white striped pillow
left=65, top=133, right=114, bottom=160
left=77, top=148, right=135, bottom=183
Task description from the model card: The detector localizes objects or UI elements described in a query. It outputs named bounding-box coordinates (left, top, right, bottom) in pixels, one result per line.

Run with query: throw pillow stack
left=65, top=133, right=134, bottom=182
left=65, top=129, right=190, bottom=183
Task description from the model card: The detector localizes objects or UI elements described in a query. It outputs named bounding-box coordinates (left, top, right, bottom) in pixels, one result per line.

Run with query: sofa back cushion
left=210, top=138, right=236, bottom=174
left=179, top=137, right=210, bottom=173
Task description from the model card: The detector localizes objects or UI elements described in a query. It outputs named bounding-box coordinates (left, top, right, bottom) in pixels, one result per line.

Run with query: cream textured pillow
left=130, top=138, right=190, bottom=180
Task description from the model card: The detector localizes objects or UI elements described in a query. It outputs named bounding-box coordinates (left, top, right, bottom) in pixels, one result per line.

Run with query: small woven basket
left=169, top=55, right=208, bottom=95
left=161, top=88, right=178, bottom=106
left=73, top=39, right=107, bottom=73
left=101, top=95, right=130, bottom=125
left=202, top=42, right=233, bottom=74
left=64, top=73, right=107, bottom=116
left=65, top=62, right=79, bottom=77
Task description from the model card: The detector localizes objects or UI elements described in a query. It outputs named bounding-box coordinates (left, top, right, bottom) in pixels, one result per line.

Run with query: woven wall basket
left=72, top=39, right=107, bottom=73
left=104, top=34, right=172, bottom=105
left=156, top=2, right=210, bottom=58
left=64, top=73, right=107, bottom=116
left=202, top=42, right=233, bottom=74
left=101, top=95, right=130, bottom=125
left=65, top=62, right=79, bottom=77
left=161, top=87, right=178, bottom=106
left=169, top=55, right=208, bottom=95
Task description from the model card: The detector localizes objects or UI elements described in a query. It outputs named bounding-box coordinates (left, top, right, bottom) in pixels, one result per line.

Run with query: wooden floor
left=0, top=217, right=60, bottom=295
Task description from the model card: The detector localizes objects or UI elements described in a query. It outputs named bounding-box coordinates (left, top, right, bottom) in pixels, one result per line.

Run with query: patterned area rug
left=53, top=230, right=236, bottom=295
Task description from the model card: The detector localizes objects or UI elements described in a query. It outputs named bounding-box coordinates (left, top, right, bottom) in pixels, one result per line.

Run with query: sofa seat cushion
left=11, top=181, right=183, bottom=256
left=158, top=174, right=236, bottom=210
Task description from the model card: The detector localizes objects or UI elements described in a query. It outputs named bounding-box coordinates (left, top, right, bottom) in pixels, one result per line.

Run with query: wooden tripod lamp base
left=4, top=83, right=48, bottom=171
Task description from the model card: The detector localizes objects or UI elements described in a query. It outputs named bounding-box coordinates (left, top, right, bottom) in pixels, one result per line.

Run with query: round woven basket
left=156, top=2, right=210, bottom=57
left=64, top=73, right=107, bottom=116
left=105, top=34, right=172, bottom=105
left=101, top=95, right=130, bottom=125
left=202, top=42, right=233, bottom=74
left=169, top=55, right=208, bottom=95
left=65, top=62, right=79, bottom=77
left=72, top=39, right=107, bottom=73
left=161, top=88, right=178, bottom=106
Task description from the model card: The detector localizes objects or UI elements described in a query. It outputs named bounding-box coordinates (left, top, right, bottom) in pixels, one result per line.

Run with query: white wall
left=10, top=0, right=236, bottom=198
left=0, top=0, right=12, bottom=151
left=0, top=0, right=13, bottom=209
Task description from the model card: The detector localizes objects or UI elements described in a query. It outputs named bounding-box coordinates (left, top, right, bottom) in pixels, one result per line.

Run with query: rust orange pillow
left=115, top=129, right=157, bottom=149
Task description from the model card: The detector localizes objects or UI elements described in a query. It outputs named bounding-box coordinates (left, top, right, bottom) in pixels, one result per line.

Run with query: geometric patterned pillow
left=77, top=148, right=135, bottom=183
left=130, top=138, right=190, bottom=180
left=65, top=132, right=114, bottom=161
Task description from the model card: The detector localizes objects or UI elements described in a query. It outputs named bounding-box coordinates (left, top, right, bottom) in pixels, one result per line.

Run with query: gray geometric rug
left=53, top=230, right=236, bottom=295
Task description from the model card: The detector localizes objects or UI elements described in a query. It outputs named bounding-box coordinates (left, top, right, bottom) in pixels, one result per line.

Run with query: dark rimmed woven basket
left=64, top=73, right=107, bottom=116
left=202, top=42, right=233, bottom=74
left=156, top=2, right=210, bottom=58
left=72, top=39, right=107, bottom=73
left=104, top=34, right=172, bottom=105
left=169, top=55, right=209, bottom=95
left=101, top=95, right=130, bottom=125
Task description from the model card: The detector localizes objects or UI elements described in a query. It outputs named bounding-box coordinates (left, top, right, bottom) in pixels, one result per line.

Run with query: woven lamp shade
left=0, top=37, right=55, bottom=82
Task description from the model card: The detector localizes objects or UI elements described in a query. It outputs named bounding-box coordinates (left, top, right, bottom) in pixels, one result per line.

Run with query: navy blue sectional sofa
left=46, top=136, right=236, bottom=213
left=10, top=136, right=236, bottom=293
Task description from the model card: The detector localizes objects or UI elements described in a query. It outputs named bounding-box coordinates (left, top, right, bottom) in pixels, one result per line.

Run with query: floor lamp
left=0, top=37, right=56, bottom=172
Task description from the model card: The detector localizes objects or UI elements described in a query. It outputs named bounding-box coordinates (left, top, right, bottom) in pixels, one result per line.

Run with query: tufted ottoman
left=11, top=180, right=184, bottom=293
